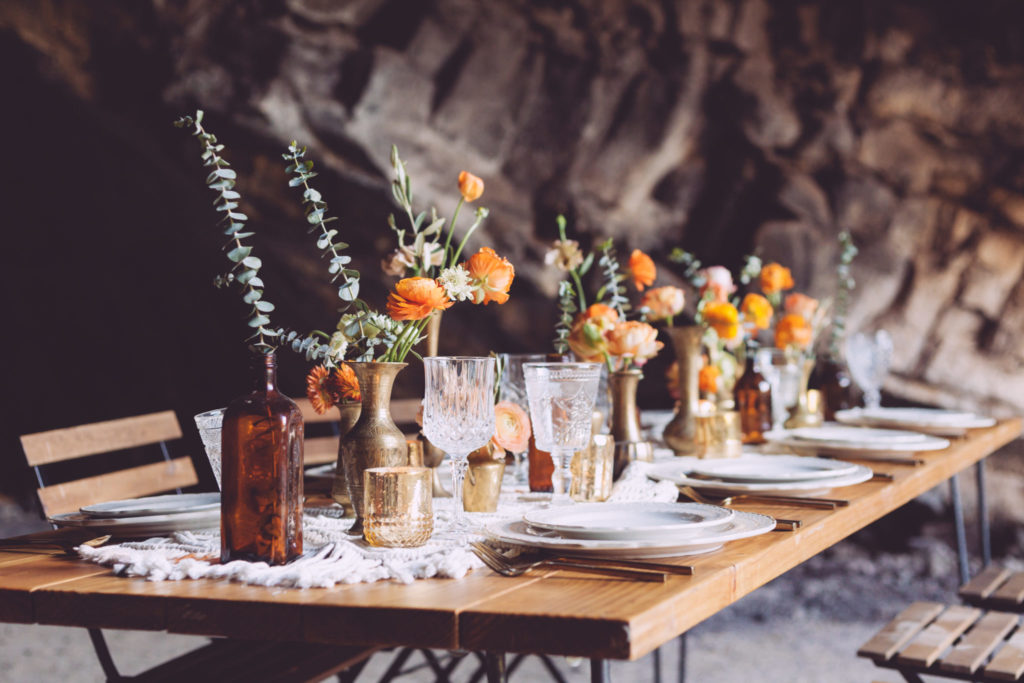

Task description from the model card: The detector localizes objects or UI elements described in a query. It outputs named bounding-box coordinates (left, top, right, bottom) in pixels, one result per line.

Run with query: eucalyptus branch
left=668, top=247, right=703, bottom=288
left=553, top=279, right=578, bottom=354
left=830, top=230, right=858, bottom=358
left=594, top=239, right=630, bottom=318
left=174, top=110, right=277, bottom=354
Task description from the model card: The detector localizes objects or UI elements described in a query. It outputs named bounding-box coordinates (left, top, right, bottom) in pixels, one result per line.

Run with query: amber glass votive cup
left=363, top=467, right=433, bottom=548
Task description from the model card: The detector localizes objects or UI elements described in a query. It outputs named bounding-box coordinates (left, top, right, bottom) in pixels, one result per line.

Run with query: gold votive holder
left=363, top=467, right=433, bottom=548
left=406, top=439, right=425, bottom=467
left=695, top=410, right=743, bottom=459
left=571, top=434, right=615, bottom=502
left=464, top=456, right=505, bottom=513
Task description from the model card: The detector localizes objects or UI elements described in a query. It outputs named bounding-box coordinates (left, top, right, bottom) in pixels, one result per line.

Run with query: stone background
left=2, top=0, right=1024, bottom=500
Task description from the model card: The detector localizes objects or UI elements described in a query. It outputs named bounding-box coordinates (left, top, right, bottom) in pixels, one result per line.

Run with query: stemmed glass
left=496, top=353, right=546, bottom=483
left=421, top=356, right=496, bottom=532
left=523, top=362, right=602, bottom=504
left=846, top=329, right=893, bottom=409
left=754, top=348, right=802, bottom=430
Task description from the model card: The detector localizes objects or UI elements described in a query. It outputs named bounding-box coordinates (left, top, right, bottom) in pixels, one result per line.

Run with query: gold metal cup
left=694, top=410, right=743, bottom=459
left=463, top=458, right=506, bottom=513
left=363, top=467, right=433, bottom=548
left=570, top=434, right=615, bottom=502
left=406, top=439, right=425, bottom=467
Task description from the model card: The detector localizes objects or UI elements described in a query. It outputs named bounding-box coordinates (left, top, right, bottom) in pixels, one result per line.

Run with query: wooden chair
left=18, top=411, right=374, bottom=683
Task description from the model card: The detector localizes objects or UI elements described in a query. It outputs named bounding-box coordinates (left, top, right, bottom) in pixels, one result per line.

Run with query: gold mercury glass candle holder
left=570, top=434, right=615, bottom=502
left=695, top=410, right=743, bottom=459
left=363, top=467, right=433, bottom=548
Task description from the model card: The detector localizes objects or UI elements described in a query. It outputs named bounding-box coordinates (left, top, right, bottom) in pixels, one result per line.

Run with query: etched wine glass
left=523, top=362, right=602, bottom=503
left=754, top=348, right=802, bottom=430
left=496, top=353, right=546, bottom=483
left=422, top=356, right=496, bottom=532
left=845, top=330, right=894, bottom=410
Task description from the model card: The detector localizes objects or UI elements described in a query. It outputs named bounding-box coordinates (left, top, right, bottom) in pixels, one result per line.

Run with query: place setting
left=833, top=406, right=996, bottom=437
left=761, top=423, right=950, bottom=461
left=48, top=492, right=221, bottom=537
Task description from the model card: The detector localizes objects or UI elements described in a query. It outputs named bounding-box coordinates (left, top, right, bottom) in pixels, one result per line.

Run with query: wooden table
left=0, top=420, right=1019, bottom=681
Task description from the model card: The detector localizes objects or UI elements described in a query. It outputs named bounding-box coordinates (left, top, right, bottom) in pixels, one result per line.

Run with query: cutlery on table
left=819, top=454, right=924, bottom=467
left=470, top=542, right=668, bottom=582
left=677, top=485, right=847, bottom=510
left=675, top=488, right=801, bottom=530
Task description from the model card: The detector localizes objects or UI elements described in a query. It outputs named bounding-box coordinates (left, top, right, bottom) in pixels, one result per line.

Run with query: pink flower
left=492, top=401, right=531, bottom=453
left=605, top=321, right=664, bottom=366
left=699, top=266, right=737, bottom=302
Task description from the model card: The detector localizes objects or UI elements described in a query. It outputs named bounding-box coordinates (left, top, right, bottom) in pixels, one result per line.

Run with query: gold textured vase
left=784, top=357, right=824, bottom=429
left=662, top=325, right=702, bottom=456
left=609, top=369, right=654, bottom=479
left=334, top=362, right=409, bottom=536
left=327, top=401, right=362, bottom=511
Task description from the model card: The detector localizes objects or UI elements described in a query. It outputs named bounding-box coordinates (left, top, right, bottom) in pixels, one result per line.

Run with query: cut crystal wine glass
left=845, top=330, right=893, bottom=410
left=754, top=348, right=802, bottom=430
left=523, top=362, right=602, bottom=503
left=422, top=356, right=496, bottom=532
left=497, top=353, right=546, bottom=484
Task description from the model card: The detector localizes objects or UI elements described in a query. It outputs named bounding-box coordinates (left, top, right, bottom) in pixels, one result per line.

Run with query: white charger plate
left=485, top=510, right=775, bottom=559
left=763, top=430, right=950, bottom=459
left=835, top=407, right=996, bottom=437
left=646, top=458, right=873, bottom=495
left=81, top=493, right=220, bottom=518
left=687, top=455, right=859, bottom=484
left=50, top=508, right=220, bottom=537
left=784, top=424, right=930, bottom=445
left=522, top=502, right=734, bottom=541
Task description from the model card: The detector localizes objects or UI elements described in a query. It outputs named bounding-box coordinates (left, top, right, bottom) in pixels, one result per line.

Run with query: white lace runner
left=78, top=462, right=679, bottom=587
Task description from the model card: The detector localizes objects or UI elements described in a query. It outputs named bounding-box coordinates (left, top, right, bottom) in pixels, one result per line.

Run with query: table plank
left=0, top=555, right=112, bottom=623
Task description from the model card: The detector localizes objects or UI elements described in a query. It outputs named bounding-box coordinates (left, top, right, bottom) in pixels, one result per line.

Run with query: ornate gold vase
left=609, top=369, right=653, bottom=479
left=334, top=362, right=409, bottom=536
left=784, top=357, right=824, bottom=429
left=662, top=325, right=702, bottom=456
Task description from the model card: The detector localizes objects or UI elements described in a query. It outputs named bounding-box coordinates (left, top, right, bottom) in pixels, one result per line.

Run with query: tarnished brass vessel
left=662, top=325, right=703, bottom=455
left=609, top=369, right=653, bottom=479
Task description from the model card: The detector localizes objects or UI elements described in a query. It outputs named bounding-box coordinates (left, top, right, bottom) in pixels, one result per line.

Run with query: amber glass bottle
left=526, top=352, right=571, bottom=492
left=221, top=352, right=304, bottom=565
left=810, top=355, right=854, bottom=421
left=734, top=353, right=773, bottom=444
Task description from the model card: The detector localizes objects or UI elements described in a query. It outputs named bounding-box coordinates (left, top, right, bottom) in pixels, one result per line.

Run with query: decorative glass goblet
left=846, top=329, right=893, bottom=409
left=497, top=353, right=547, bottom=483
left=523, top=362, right=602, bottom=503
left=754, top=348, right=801, bottom=430
left=421, top=356, right=496, bottom=532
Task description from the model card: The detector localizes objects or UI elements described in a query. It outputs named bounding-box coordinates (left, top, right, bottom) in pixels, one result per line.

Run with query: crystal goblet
left=523, top=362, right=602, bottom=504
left=421, top=356, right=496, bottom=532
left=846, top=330, right=893, bottom=409
left=754, top=348, right=802, bottom=430
left=497, top=353, right=547, bottom=483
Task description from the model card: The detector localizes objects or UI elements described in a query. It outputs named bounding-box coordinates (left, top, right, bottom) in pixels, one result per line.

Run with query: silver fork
left=470, top=542, right=667, bottom=582
left=678, top=487, right=802, bottom=530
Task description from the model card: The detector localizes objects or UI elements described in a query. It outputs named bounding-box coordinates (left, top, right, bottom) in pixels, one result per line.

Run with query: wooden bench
left=962, top=567, right=1024, bottom=612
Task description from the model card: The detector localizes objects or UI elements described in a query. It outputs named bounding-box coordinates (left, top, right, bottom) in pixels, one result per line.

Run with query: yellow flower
left=702, top=301, right=740, bottom=340
left=740, top=293, right=773, bottom=330
left=457, top=171, right=484, bottom=202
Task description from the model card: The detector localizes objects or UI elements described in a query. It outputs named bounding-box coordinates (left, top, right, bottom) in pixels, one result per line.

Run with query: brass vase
left=784, top=357, right=824, bottom=429
left=327, top=401, right=362, bottom=511
left=662, top=325, right=702, bottom=456
left=334, top=362, right=409, bottom=536
left=609, top=369, right=653, bottom=479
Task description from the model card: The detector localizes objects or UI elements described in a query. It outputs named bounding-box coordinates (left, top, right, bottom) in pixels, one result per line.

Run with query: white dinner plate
left=646, top=458, right=874, bottom=495
left=485, top=510, right=775, bottom=559
left=50, top=509, right=220, bottom=537
left=763, top=430, right=950, bottom=459
left=81, top=493, right=220, bottom=518
left=835, top=407, right=996, bottom=437
left=687, top=455, right=860, bottom=483
left=784, top=424, right=930, bottom=445
left=522, top=502, right=734, bottom=541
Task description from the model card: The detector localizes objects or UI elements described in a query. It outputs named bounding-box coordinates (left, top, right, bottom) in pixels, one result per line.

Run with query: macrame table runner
left=78, top=462, right=679, bottom=587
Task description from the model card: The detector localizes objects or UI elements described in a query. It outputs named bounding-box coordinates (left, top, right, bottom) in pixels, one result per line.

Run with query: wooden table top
left=0, top=419, right=1019, bottom=661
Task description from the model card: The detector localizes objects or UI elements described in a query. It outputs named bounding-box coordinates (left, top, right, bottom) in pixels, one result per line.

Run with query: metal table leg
left=977, top=460, right=991, bottom=567
left=484, top=652, right=506, bottom=683
left=653, top=645, right=662, bottom=683
left=590, top=658, right=610, bottom=683
left=950, top=474, right=970, bottom=585
left=678, top=633, right=687, bottom=683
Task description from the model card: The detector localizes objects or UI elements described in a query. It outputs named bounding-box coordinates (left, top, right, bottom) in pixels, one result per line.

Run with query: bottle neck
left=744, top=354, right=757, bottom=373
left=258, top=352, right=278, bottom=393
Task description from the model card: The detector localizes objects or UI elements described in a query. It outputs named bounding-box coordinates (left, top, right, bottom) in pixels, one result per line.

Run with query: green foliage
left=668, top=247, right=702, bottom=287
left=830, top=230, right=859, bottom=357
left=594, top=238, right=630, bottom=318
left=553, top=279, right=578, bottom=354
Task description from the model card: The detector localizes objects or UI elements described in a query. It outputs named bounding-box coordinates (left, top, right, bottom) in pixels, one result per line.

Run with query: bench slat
left=984, top=628, right=1024, bottom=681
left=858, top=602, right=945, bottom=660
left=896, top=604, right=981, bottom=667
left=940, top=611, right=1018, bottom=674
left=962, top=566, right=1013, bottom=603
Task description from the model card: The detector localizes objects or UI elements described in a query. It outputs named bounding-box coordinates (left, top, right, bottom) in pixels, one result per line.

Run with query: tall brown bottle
left=221, top=351, right=304, bottom=565
left=734, top=353, right=773, bottom=444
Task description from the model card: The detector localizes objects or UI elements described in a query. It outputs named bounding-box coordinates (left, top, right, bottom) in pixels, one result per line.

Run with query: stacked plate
left=835, top=407, right=995, bottom=437
left=647, top=454, right=874, bottom=496
left=485, top=502, right=775, bottom=559
left=763, top=424, right=950, bottom=459
left=49, top=493, right=221, bottom=537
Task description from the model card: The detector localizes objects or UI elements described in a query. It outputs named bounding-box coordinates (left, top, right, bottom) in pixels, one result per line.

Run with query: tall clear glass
left=754, top=348, right=801, bottom=429
left=422, top=356, right=496, bottom=531
left=497, top=353, right=546, bottom=483
left=846, top=330, right=893, bottom=409
left=523, top=362, right=602, bottom=503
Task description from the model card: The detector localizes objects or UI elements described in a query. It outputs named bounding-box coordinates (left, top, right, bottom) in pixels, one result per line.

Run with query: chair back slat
left=37, top=456, right=198, bottom=516
left=21, top=411, right=183, bottom=466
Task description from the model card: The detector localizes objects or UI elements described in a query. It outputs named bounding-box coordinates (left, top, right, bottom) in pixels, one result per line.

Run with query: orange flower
left=463, top=247, right=514, bottom=305
left=492, top=401, right=531, bottom=453
left=629, top=249, right=657, bottom=291
left=702, top=301, right=740, bottom=340
left=784, top=292, right=819, bottom=320
left=386, top=277, right=453, bottom=321
left=605, top=321, right=664, bottom=365
left=775, top=313, right=813, bottom=349
left=305, top=363, right=362, bottom=414
left=567, top=304, right=620, bottom=362
left=760, top=263, right=794, bottom=295
left=699, top=364, right=720, bottom=394
left=740, top=293, right=773, bottom=330
left=458, top=171, right=484, bottom=202
left=641, top=286, right=685, bottom=321
left=333, top=362, right=361, bottom=402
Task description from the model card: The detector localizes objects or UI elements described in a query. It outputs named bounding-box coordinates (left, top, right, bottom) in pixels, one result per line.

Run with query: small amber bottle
left=221, top=351, right=304, bottom=565
left=734, top=353, right=773, bottom=444
left=810, top=355, right=854, bottom=421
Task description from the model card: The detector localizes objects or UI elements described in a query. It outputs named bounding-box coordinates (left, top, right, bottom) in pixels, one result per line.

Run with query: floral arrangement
left=547, top=217, right=672, bottom=371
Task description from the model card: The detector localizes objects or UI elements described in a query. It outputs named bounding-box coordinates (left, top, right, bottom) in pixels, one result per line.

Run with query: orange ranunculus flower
left=386, top=277, right=453, bottom=321
left=641, top=286, right=685, bottom=321
left=760, top=262, right=794, bottom=295
left=702, top=301, right=740, bottom=340
left=740, top=293, right=773, bottom=330
left=492, top=401, right=531, bottom=453
left=785, top=292, right=819, bottom=320
left=699, top=364, right=720, bottom=394
left=775, top=313, right=813, bottom=349
left=305, top=363, right=361, bottom=414
left=629, top=249, right=657, bottom=291
left=567, top=304, right=620, bottom=362
left=605, top=320, right=664, bottom=365
left=699, top=266, right=736, bottom=303
left=458, top=171, right=484, bottom=202
left=463, top=247, right=515, bottom=305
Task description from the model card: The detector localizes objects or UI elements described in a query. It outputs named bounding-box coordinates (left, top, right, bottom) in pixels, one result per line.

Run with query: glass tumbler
left=363, top=467, right=433, bottom=548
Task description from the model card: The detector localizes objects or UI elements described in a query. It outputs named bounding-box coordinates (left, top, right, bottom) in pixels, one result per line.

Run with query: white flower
left=438, top=265, right=475, bottom=302
left=328, top=331, right=347, bottom=361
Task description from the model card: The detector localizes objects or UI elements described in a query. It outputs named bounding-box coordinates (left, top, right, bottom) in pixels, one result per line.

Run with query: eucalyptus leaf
left=242, top=256, right=262, bottom=269
left=243, top=289, right=262, bottom=304
left=248, top=315, right=271, bottom=327
left=255, top=301, right=275, bottom=312
left=226, top=246, right=251, bottom=263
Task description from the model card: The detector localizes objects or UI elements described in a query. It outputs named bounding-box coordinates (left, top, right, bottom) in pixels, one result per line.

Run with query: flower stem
left=442, top=197, right=465, bottom=267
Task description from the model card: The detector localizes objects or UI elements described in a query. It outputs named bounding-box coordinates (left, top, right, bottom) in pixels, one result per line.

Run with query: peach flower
left=641, top=286, right=686, bottom=321
left=629, top=249, right=657, bottom=291
left=699, top=266, right=736, bottom=303
left=567, top=304, right=620, bottom=362
left=492, top=401, right=531, bottom=453
left=699, top=364, right=720, bottom=394
left=605, top=320, right=664, bottom=365
left=305, top=363, right=361, bottom=414
left=775, top=313, right=813, bottom=349
left=784, top=292, right=819, bottom=320
left=458, top=171, right=484, bottom=202
left=760, top=263, right=794, bottom=295
left=702, top=301, right=740, bottom=340
left=740, top=293, right=773, bottom=330
left=386, top=277, right=453, bottom=321
left=463, top=247, right=515, bottom=305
